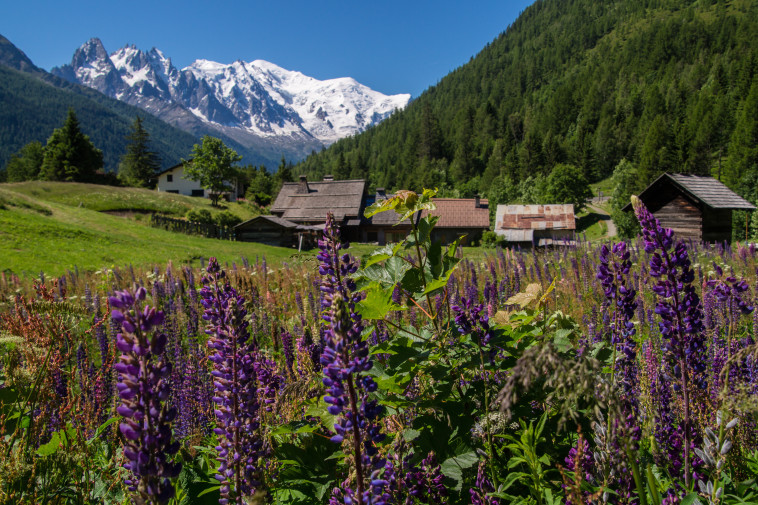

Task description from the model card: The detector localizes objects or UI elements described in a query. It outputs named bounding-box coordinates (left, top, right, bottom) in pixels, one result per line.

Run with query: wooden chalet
left=622, top=173, right=755, bottom=243
left=422, top=197, right=490, bottom=245
left=494, top=204, right=576, bottom=246
left=359, top=192, right=490, bottom=245
left=269, top=175, right=366, bottom=241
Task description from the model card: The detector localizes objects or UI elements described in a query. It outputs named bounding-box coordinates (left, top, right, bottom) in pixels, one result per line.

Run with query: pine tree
left=40, top=109, right=103, bottom=182
left=118, top=116, right=161, bottom=188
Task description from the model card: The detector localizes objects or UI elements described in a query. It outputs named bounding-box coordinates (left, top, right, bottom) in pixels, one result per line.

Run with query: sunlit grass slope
left=1, top=181, right=260, bottom=220
left=0, top=184, right=300, bottom=277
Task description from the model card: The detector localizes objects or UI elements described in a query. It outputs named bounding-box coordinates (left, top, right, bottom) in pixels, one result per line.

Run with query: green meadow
left=0, top=182, right=302, bottom=277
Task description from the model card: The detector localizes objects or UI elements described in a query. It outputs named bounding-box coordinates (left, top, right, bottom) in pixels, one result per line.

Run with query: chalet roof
left=271, top=178, right=366, bottom=223
left=422, top=198, right=490, bottom=228
left=622, top=173, right=756, bottom=211
left=495, top=204, right=576, bottom=231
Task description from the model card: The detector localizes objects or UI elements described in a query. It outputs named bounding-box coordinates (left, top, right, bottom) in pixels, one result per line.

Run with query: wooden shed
left=622, top=173, right=755, bottom=243
left=234, top=215, right=320, bottom=249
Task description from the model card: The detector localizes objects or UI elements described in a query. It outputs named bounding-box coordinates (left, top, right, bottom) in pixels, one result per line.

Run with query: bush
left=185, top=208, right=213, bottom=224
left=214, top=211, right=242, bottom=228
left=481, top=230, right=504, bottom=248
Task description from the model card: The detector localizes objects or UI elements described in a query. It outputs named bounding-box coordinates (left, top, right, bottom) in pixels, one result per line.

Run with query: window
left=191, top=189, right=205, bottom=197
left=166, top=174, right=173, bottom=182
left=367, top=232, right=378, bottom=243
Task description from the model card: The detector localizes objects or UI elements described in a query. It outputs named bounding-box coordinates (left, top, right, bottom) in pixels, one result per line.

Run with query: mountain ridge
left=51, top=38, right=410, bottom=165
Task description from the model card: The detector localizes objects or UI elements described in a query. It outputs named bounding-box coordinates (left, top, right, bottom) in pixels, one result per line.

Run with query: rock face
left=52, top=38, right=410, bottom=162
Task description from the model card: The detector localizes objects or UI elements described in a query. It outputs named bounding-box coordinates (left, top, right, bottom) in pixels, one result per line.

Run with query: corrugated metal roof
left=495, top=204, right=576, bottom=231
left=500, top=229, right=534, bottom=242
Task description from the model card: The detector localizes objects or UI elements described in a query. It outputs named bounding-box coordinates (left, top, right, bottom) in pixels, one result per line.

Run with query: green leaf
left=680, top=494, right=703, bottom=505
left=357, top=284, right=404, bottom=320
left=440, top=451, right=479, bottom=491
left=37, top=431, right=63, bottom=456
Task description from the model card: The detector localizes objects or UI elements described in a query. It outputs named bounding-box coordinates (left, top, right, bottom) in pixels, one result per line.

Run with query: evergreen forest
left=294, top=0, right=758, bottom=206
left=0, top=65, right=199, bottom=175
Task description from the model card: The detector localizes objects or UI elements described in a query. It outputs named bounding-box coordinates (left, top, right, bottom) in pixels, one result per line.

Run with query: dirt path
left=587, top=202, right=617, bottom=238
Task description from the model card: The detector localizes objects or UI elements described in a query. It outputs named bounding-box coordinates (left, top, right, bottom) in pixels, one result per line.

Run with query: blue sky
left=2, top=1, right=534, bottom=98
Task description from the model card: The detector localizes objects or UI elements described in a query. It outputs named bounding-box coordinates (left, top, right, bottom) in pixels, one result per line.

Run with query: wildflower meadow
left=1, top=190, right=757, bottom=505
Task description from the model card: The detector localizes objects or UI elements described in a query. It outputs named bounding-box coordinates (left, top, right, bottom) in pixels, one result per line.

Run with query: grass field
left=1, top=181, right=262, bottom=220
left=0, top=183, right=303, bottom=277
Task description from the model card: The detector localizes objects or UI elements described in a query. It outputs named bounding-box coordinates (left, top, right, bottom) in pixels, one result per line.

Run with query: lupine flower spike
left=201, top=258, right=264, bottom=505
left=318, top=213, right=390, bottom=505
left=111, top=287, right=181, bottom=505
left=632, top=195, right=706, bottom=487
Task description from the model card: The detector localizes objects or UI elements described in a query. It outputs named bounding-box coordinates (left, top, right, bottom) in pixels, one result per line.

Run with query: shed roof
left=421, top=198, right=490, bottom=228
left=271, top=179, right=366, bottom=223
left=235, top=215, right=300, bottom=229
left=495, top=204, right=576, bottom=232
left=235, top=214, right=323, bottom=232
left=622, top=173, right=756, bottom=211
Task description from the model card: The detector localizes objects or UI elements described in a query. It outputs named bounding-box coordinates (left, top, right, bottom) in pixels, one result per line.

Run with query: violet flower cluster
left=452, top=297, right=494, bottom=347
left=632, top=196, right=707, bottom=390
left=470, top=461, right=499, bottom=505
left=111, top=287, right=181, bottom=505
left=402, top=451, right=447, bottom=504
left=318, top=213, right=389, bottom=505
left=200, top=258, right=263, bottom=505
left=597, top=242, right=638, bottom=401
left=706, top=263, right=754, bottom=318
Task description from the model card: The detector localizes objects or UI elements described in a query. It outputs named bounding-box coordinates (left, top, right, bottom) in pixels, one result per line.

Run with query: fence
left=150, top=214, right=236, bottom=241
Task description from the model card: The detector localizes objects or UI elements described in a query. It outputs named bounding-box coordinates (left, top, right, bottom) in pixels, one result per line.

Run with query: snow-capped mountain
left=52, top=38, right=410, bottom=162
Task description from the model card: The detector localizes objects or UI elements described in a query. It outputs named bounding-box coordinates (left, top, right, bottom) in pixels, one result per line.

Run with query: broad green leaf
left=440, top=451, right=479, bottom=491
left=357, top=284, right=404, bottom=320
left=37, top=431, right=63, bottom=456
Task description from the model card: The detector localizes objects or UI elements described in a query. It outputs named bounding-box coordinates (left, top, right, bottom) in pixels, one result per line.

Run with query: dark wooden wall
left=236, top=221, right=295, bottom=247
left=702, top=208, right=733, bottom=243
left=653, top=195, right=702, bottom=241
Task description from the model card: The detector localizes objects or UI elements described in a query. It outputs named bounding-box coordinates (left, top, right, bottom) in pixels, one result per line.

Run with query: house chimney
left=475, top=194, right=481, bottom=208
left=323, top=174, right=334, bottom=181
left=376, top=187, right=386, bottom=200
left=297, top=175, right=309, bottom=194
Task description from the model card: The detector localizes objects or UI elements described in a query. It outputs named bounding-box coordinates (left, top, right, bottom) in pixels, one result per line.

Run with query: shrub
left=214, top=211, right=242, bottom=228
left=185, top=208, right=213, bottom=224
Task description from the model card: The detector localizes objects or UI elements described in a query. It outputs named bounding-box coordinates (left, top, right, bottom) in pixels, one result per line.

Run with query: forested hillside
left=295, top=0, right=758, bottom=201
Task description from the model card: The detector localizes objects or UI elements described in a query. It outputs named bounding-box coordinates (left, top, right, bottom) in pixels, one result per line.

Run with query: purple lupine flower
left=318, top=213, right=389, bottom=505
left=597, top=242, right=638, bottom=402
left=632, top=197, right=707, bottom=390
left=110, top=287, right=181, bottom=505
left=469, top=461, right=499, bottom=505
left=201, top=258, right=264, bottom=504
left=280, top=328, right=295, bottom=377
left=452, top=297, right=494, bottom=360
left=632, top=196, right=706, bottom=487
left=403, top=452, right=447, bottom=504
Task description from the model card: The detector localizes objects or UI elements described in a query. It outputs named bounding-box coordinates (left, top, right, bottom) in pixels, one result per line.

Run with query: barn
left=234, top=215, right=320, bottom=249
left=622, top=173, right=755, bottom=243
